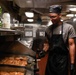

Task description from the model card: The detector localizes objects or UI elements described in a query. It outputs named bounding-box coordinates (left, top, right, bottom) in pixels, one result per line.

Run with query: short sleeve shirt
left=45, top=22, right=76, bottom=43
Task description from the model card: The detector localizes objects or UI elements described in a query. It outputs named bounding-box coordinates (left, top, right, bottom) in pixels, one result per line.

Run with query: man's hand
left=38, top=50, right=46, bottom=58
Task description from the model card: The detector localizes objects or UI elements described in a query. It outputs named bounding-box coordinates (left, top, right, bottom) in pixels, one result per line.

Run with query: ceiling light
left=75, top=14, right=76, bottom=16
left=61, top=19, right=63, bottom=21
left=27, top=19, right=34, bottom=22
left=69, top=8, right=76, bottom=11
left=26, top=0, right=32, bottom=3
left=66, top=14, right=74, bottom=17
left=47, top=20, right=52, bottom=26
left=73, top=18, right=76, bottom=22
left=25, top=12, right=34, bottom=18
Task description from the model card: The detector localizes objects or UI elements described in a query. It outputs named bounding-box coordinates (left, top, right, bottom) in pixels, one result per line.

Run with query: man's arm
left=43, top=42, right=49, bottom=52
left=69, top=38, right=75, bottom=64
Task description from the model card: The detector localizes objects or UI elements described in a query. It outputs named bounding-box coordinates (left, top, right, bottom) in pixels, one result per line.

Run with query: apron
left=45, top=24, right=69, bottom=75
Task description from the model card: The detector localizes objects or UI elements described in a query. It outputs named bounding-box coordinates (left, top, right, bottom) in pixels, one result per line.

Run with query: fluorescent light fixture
left=27, top=19, right=34, bottom=22
left=75, top=14, right=76, bottom=16
left=47, top=20, right=52, bottom=26
left=73, top=18, right=76, bottom=22
left=25, top=12, right=34, bottom=18
left=66, top=14, right=74, bottom=17
left=26, top=0, right=32, bottom=3
left=69, top=8, right=76, bottom=11
left=61, top=19, right=63, bottom=21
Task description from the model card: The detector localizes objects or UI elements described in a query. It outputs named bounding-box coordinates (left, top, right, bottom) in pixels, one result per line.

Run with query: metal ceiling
left=14, top=0, right=76, bottom=8
left=0, top=0, right=76, bottom=24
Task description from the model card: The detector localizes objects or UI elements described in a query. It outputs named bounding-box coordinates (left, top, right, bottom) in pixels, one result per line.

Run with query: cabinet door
left=38, top=53, right=48, bottom=75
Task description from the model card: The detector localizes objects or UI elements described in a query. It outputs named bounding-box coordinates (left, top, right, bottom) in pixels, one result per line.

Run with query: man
left=43, top=5, right=76, bottom=75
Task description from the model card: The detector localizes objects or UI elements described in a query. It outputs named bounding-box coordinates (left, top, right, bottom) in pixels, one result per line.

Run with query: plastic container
left=2, top=13, right=11, bottom=28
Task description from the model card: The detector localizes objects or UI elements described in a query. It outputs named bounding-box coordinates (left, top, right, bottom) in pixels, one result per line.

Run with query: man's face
left=49, top=13, right=61, bottom=25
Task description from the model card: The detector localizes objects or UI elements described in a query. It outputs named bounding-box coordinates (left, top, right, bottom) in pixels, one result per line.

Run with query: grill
left=0, top=35, right=36, bottom=75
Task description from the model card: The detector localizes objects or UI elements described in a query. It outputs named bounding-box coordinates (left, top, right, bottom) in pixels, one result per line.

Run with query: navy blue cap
left=49, top=5, right=62, bottom=14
